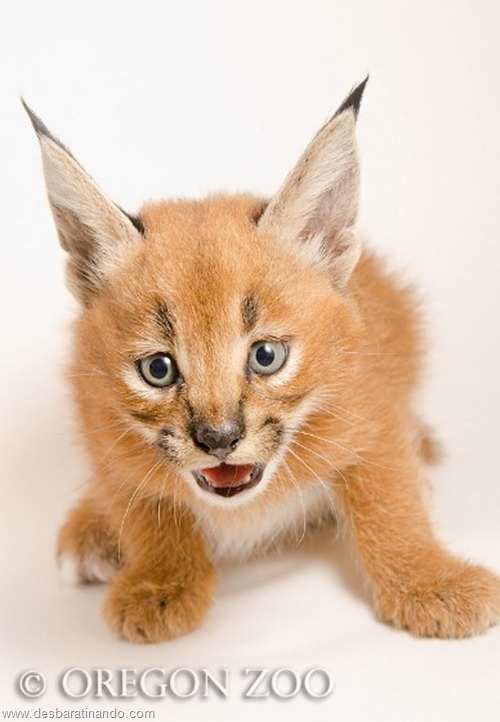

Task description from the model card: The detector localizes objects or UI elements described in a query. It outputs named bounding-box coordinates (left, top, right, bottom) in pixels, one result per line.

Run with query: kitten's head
left=24, top=79, right=367, bottom=509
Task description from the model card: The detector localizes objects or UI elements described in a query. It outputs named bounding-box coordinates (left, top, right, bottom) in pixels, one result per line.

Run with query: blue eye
left=248, top=341, right=288, bottom=376
left=138, top=354, right=179, bottom=388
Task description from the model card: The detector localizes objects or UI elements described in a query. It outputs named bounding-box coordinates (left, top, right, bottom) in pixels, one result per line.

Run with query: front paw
left=103, top=569, right=216, bottom=643
left=57, top=499, right=119, bottom=585
left=375, top=560, right=500, bottom=638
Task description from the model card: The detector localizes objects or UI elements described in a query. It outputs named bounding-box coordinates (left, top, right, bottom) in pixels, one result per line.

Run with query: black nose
left=193, top=420, right=244, bottom=460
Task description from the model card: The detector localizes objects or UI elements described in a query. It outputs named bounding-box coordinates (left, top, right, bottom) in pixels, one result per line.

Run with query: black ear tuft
left=333, top=76, right=369, bottom=120
left=23, top=98, right=144, bottom=303
left=21, top=98, right=76, bottom=159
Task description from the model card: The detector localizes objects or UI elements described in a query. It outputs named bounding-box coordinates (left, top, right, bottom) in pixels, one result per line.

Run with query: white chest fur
left=195, top=481, right=335, bottom=562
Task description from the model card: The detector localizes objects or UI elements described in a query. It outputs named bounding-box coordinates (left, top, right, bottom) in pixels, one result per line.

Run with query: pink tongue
left=200, top=463, right=254, bottom=488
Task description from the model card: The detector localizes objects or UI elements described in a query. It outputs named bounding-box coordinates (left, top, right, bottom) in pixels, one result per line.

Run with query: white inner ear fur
left=39, top=135, right=141, bottom=280
left=258, top=110, right=361, bottom=289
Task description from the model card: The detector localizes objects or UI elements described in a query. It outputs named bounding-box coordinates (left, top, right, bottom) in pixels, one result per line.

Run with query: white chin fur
left=183, top=448, right=334, bottom=561
left=58, top=553, right=116, bottom=585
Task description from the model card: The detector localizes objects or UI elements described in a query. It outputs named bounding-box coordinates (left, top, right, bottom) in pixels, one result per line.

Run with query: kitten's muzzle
left=193, top=463, right=264, bottom=498
left=192, top=419, right=244, bottom=461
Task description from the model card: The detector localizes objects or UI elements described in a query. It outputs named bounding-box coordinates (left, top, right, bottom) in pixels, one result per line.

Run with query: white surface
left=1, top=0, right=499, bottom=719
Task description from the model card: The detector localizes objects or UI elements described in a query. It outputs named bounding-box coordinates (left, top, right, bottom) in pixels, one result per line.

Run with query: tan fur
left=26, top=82, right=500, bottom=643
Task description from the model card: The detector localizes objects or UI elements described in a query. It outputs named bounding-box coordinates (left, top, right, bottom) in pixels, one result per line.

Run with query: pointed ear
left=22, top=100, right=143, bottom=304
left=258, top=77, right=368, bottom=289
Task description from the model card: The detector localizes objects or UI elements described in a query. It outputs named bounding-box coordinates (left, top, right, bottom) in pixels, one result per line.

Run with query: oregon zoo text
left=57, top=667, right=335, bottom=700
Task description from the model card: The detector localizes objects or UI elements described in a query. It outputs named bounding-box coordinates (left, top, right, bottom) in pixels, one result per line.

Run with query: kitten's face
left=76, top=196, right=359, bottom=507
left=25, top=80, right=366, bottom=508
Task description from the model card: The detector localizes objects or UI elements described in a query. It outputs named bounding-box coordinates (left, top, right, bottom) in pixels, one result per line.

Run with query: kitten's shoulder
left=351, top=248, right=424, bottom=381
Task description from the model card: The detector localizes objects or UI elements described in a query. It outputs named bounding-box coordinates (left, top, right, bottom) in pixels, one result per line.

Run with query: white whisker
left=118, top=460, right=163, bottom=565
left=157, top=474, right=167, bottom=529
left=164, top=472, right=194, bottom=563
left=98, top=425, right=137, bottom=464
left=109, top=457, right=156, bottom=506
left=72, top=420, right=131, bottom=438
left=316, top=402, right=374, bottom=427
left=291, top=438, right=349, bottom=491
left=299, top=427, right=395, bottom=471
left=66, top=371, right=107, bottom=379
left=338, top=350, right=396, bottom=357
left=285, top=446, right=339, bottom=524
left=282, top=461, right=307, bottom=547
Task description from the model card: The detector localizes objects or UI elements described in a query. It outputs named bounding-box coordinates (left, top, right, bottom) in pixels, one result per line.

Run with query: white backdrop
left=1, top=1, right=499, bottom=719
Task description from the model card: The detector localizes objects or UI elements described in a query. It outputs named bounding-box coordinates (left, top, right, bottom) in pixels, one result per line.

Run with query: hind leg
left=57, top=496, right=120, bottom=585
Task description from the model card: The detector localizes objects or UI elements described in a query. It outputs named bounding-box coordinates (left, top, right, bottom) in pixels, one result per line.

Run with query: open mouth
left=193, top=463, right=264, bottom=498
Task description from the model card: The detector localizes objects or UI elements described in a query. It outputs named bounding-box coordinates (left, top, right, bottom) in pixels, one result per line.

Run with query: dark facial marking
left=155, top=301, right=175, bottom=340
left=160, top=427, right=175, bottom=437
left=263, top=416, right=282, bottom=427
left=157, top=435, right=179, bottom=462
left=184, top=399, right=199, bottom=440
left=184, top=399, right=197, bottom=424
left=277, top=390, right=308, bottom=406
left=129, top=408, right=163, bottom=424
left=262, top=416, right=285, bottom=449
left=241, top=294, right=259, bottom=333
